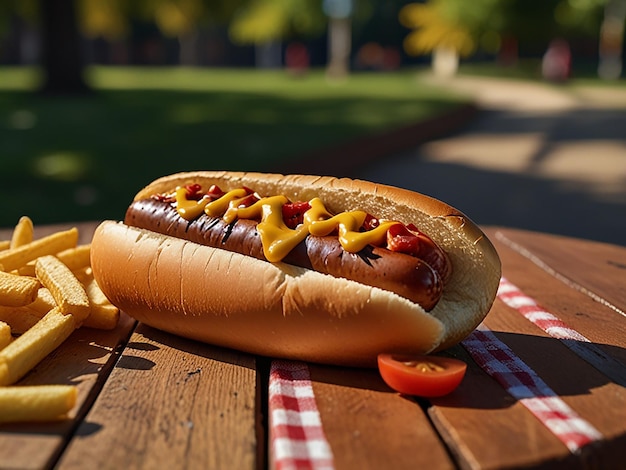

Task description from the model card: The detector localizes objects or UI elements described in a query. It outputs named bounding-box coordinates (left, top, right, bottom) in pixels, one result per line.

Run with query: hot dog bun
left=90, top=171, right=501, bottom=366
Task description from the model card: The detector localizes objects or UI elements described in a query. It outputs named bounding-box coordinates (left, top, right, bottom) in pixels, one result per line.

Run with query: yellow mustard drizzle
left=238, top=195, right=309, bottom=262
left=175, top=187, right=209, bottom=220
left=207, top=188, right=249, bottom=222
left=303, top=197, right=333, bottom=224
left=343, top=220, right=398, bottom=253
left=306, top=198, right=398, bottom=252
left=174, top=187, right=403, bottom=262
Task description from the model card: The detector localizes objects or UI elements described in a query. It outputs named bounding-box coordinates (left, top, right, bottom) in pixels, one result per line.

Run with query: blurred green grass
left=0, top=66, right=464, bottom=228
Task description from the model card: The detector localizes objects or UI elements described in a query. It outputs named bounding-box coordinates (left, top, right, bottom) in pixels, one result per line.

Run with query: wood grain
left=309, top=365, right=454, bottom=470
left=57, top=324, right=258, bottom=470
left=494, top=228, right=626, bottom=318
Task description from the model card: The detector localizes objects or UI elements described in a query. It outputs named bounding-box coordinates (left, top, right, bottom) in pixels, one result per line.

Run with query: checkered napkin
left=269, top=360, right=334, bottom=470
left=498, top=277, right=626, bottom=387
left=462, top=325, right=603, bottom=453
left=497, top=277, right=591, bottom=341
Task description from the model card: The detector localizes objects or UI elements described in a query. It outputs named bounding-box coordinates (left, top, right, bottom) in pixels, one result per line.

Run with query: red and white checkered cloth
left=269, top=360, right=334, bottom=470
left=497, top=277, right=626, bottom=386
left=462, top=325, right=603, bottom=453
left=497, top=277, right=590, bottom=341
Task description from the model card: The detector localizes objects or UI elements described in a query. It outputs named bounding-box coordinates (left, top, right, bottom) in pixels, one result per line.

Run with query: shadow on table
left=306, top=332, right=626, bottom=411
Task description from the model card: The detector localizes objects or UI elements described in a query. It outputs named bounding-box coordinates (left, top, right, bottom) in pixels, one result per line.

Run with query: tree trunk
left=179, top=30, right=199, bottom=66
left=598, top=0, right=626, bottom=79
left=39, top=0, right=90, bottom=94
left=326, top=17, right=351, bottom=80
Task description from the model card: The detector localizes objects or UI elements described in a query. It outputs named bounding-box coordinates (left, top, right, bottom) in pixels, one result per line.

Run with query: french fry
left=0, top=307, right=76, bottom=386
left=0, top=219, right=122, bottom=422
left=0, top=227, right=78, bottom=272
left=0, top=321, right=11, bottom=349
left=35, top=255, right=91, bottom=322
left=0, top=285, right=119, bottom=333
left=0, top=305, right=42, bottom=335
left=0, top=385, right=77, bottom=423
left=84, top=275, right=111, bottom=306
left=15, top=261, right=36, bottom=277
left=57, top=244, right=91, bottom=272
left=78, top=273, right=119, bottom=330
left=18, top=245, right=92, bottom=277
left=30, top=287, right=57, bottom=314
left=0, top=288, right=57, bottom=334
left=83, top=303, right=120, bottom=330
left=10, top=216, right=34, bottom=249
left=0, top=270, right=40, bottom=307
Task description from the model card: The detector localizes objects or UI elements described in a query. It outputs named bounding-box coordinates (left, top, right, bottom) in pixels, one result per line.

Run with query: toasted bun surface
left=91, top=171, right=501, bottom=367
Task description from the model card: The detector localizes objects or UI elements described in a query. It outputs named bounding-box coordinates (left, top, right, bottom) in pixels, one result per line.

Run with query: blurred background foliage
left=0, top=0, right=624, bottom=226
left=1, top=0, right=622, bottom=84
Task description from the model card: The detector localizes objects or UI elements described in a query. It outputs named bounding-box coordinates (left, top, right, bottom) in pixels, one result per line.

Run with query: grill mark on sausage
left=356, top=246, right=382, bottom=267
left=222, top=220, right=236, bottom=245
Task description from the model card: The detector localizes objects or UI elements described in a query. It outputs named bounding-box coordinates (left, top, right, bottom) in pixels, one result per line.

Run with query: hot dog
left=90, top=171, right=501, bottom=367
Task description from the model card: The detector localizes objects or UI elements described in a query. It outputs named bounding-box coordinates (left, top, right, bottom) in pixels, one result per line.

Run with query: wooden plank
left=485, top=228, right=626, bottom=363
left=492, top=228, right=626, bottom=317
left=427, top=229, right=626, bottom=469
left=0, top=313, right=136, bottom=470
left=428, top=344, right=576, bottom=470
left=309, top=365, right=454, bottom=470
left=57, top=324, right=259, bottom=470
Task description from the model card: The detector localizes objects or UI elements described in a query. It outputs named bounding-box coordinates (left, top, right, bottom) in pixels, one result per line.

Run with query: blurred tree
left=229, top=0, right=326, bottom=44
left=0, top=0, right=39, bottom=64
left=143, top=0, right=246, bottom=65
left=323, top=0, right=355, bottom=79
left=150, top=0, right=207, bottom=65
left=0, top=0, right=247, bottom=82
left=228, top=0, right=326, bottom=68
left=229, top=0, right=375, bottom=74
left=40, top=0, right=90, bottom=93
left=78, top=0, right=131, bottom=64
left=78, top=0, right=246, bottom=65
left=399, top=0, right=483, bottom=76
left=400, top=0, right=620, bottom=77
left=597, top=0, right=625, bottom=78
left=79, top=0, right=129, bottom=40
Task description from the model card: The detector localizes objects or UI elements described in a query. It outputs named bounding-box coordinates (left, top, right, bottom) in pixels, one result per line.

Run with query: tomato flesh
left=377, top=353, right=467, bottom=397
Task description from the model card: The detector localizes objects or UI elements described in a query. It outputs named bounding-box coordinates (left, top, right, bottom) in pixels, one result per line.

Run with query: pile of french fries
left=0, top=216, right=120, bottom=424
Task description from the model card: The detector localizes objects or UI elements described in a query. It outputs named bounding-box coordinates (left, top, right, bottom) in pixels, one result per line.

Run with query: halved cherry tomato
left=377, top=353, right=467, bottom=397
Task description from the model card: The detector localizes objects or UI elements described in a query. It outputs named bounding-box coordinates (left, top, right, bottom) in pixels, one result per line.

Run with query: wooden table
left=1, top=222, right=625, bottom=470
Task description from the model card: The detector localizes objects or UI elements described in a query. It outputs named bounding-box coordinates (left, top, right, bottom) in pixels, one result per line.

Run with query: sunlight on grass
left=171, top=103, right=211, bottom=124
left=32, top=152, right=90, bottom=181
left=0, top=67, right=42, bottom=90
left=86, top=66, right=458, bottom=100
left=8, top=109, right=37, bottom=129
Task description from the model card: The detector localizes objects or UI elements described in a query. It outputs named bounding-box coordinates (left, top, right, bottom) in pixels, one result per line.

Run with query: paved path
left=351, top=75, right=626, bottom=246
